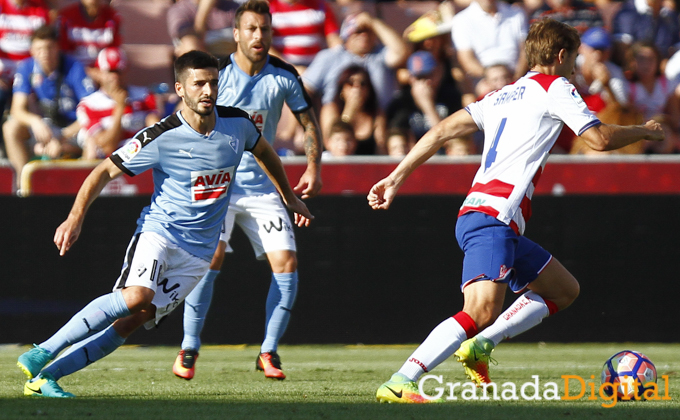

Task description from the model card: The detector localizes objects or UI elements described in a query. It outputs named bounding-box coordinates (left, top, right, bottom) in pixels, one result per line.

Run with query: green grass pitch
left=1, top=343, right=678, bottom=419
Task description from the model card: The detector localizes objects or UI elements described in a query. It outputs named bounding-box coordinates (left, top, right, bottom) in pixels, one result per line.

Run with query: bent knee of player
left=121, top=286, right=155, bottom=313
left=555, top=278, right=580, bottom=310
left=268, top=250, right=297, bottom=273
left=112, top=308, right=156, bottom=338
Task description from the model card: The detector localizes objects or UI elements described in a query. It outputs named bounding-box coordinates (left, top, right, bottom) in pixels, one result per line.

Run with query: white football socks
left=398, top=312, right=477, bottom=382
left=478, top=291, right=557, bottom=346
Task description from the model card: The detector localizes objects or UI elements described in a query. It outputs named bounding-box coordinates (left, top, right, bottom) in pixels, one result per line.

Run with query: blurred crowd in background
left=2, top=0, right=680, bottom=191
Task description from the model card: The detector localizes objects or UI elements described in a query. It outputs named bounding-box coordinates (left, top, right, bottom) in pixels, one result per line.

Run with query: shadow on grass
left=0, top=399, right=675, bottom=420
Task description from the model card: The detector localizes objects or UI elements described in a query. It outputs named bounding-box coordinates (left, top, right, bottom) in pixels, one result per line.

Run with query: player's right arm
left=579, top=120, right=665, bottom=152
left=368, top=108, right=479, bottom=210
left=54, top=158, right=124, bottom=256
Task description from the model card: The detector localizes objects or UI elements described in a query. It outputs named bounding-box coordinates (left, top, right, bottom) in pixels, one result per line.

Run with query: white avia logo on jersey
left=247, top=110, right=268, bottom=132
left=190, top=166, right=235, bottom=203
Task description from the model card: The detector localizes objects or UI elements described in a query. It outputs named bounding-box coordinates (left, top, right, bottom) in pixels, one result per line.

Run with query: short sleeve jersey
left=462, top=72, right=600, bottom=235
left=77, top=85, right=158, bottom=147
left=13, top=54, right=96, bottom=123
left=217, top=54, right=311, bottom=195
left=57, top=3, right=122, bottom=67
left=0, top=0, right=50, bottom=61
left=110, top=106, right=261, bottom=261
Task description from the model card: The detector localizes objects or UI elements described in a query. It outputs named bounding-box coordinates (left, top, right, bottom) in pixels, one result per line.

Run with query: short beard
left=185, top=96, right=214, bottom=116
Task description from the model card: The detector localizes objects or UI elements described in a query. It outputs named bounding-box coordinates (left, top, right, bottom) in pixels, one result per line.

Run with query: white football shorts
left=220, top=192, right=297, bottom=260
left=113, top=231, right=210, bottom=329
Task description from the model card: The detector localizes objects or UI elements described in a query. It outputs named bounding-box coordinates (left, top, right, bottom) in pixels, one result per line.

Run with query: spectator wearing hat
left=76, top=47, right=160, bottom=159
left=303, top=12, right=409, bottom=111
left=56, top=0, right=123, bottom=85
left=403, top=3, right=472, bottom=105
left=552, top=27, right=635, bottom=154
left=386, top=50, right=462, bottom=142
left=575, top=27, right=629, bottom=111
left=3, top=24, right=95, bottom=190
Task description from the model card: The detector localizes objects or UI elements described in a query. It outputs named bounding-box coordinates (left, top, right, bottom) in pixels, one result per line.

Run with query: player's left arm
left=368, top=109, right=479, bottom=210
left=580, top=120, right=665, bottom=151
left=54, top=158, right=124, bottom=256
left=251, top=137, right=314, bottom=227
left=293, top=107, right=323, bottom=199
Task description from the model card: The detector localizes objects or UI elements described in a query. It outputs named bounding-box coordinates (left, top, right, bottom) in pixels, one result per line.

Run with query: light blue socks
left=43, top=325, right=125, bottom=381
left=39, top=290, right=130, bottom=356
left=181, top=269, right=219, bottom=351
left=261, top=272, right=298, bottom=353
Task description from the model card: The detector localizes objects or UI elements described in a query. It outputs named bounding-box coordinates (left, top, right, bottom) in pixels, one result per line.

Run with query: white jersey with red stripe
left=0, top=0, right=49, bottom=61
left=57, top=3, right=122, bottom=67
left=461, top=71, right=600, bottom=234
left=77, top=85, right=157, bottom=149
left=270, top=0, right=339, bottom=66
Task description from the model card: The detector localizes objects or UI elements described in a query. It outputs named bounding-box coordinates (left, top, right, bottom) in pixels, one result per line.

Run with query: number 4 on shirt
left=485, top=117, right=507, bottom=171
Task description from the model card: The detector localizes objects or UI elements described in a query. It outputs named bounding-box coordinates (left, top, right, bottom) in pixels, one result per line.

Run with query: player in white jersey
left=172, top=0, right=323, bottom=381
left=368, top=19, right=664, bottom=404
left=16, top=50, right=313, bottom=398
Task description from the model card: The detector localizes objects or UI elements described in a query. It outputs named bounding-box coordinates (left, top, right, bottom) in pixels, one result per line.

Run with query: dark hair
left=630, top=41, right=662, bottom=80
left=235, top=0, right=272, bottom=28
left=333, top=65, right=378, bottom=116
left=329, top=120, right=355, bottom=137
left=525, top=19, right=580, bottom=68
left=31, top=25, right=58, bottom=43
left=174, top=50, right=219, bottom=82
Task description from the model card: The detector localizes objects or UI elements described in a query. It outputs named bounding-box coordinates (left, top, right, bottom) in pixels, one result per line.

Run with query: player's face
left=556, top=49, right=578, bottom=79
left=177, top=68, right=219, bottom=117
left=235, top=12, right=272, bottom=65
left=30, top=39, right=59, bottom=74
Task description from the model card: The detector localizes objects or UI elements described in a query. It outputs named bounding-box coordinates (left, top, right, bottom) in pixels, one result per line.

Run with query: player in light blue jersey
left=16, top=50, right=313, bottom=398
left=172, top=0, right=323, bottom=381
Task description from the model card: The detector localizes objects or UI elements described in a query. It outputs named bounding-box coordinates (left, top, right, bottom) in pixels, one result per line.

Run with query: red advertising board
left=8, top=156, right=680, bottom=196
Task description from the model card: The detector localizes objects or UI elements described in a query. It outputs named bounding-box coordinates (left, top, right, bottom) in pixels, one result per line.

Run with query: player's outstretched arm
left=293, top=108, right=323, bottom=199
left=252, top=137, right=314, bottom=227
left=367, top=109, right=479, bottom=210
left=580, top=120, right=664, bottom=152
left=54, top=158, right=123, bottom=256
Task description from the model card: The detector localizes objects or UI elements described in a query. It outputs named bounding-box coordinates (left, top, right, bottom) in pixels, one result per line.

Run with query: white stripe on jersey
left=461, top=72, right=600, bottom=234
left=272, top=9, right=325, bottom=28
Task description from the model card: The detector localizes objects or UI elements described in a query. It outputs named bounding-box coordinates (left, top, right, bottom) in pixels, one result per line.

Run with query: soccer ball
left=601, top=350, right=657, bottom=399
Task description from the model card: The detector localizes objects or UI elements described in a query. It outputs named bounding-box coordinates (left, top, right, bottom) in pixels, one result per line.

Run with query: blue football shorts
left=455, top=212, right=552, bottom=293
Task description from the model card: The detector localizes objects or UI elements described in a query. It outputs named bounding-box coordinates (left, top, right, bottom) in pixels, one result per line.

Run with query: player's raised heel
left=173, top=349, right=199, bottom=380
left=17, top=344, right=54, bottom=379
left=24, top=372, right=75, bottom=398
left=376, top=373, right=441, bottom=403
left=454, top=337, right=495, bottom=386
left=256, top=351, right=286, bottom=380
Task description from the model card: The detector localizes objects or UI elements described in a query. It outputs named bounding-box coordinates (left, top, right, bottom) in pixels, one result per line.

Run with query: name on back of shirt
left=493, top=86, right=526, bottom=106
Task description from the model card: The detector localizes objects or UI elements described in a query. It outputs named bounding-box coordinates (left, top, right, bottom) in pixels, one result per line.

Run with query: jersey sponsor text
left=191, top=167, right=235, bottom=203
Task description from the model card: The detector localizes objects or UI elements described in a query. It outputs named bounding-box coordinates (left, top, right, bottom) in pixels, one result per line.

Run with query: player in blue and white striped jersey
left=173, top=0, right=323, bottom=381
left=17, top=50, right=312, bottom=398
